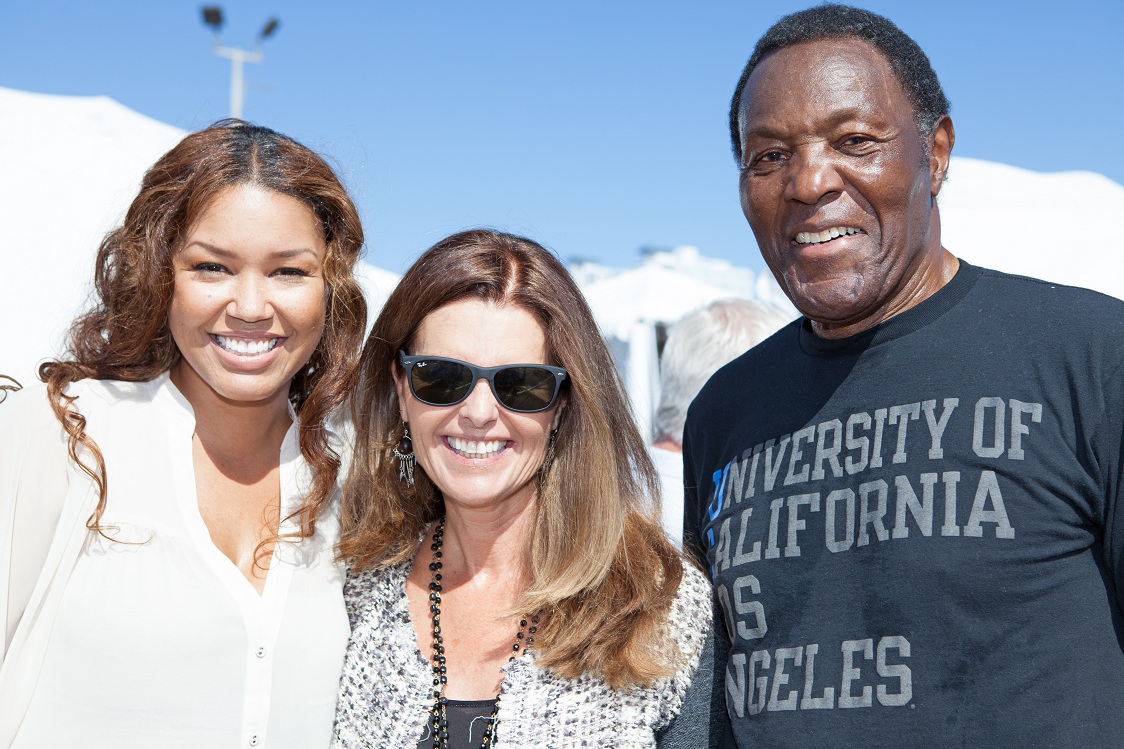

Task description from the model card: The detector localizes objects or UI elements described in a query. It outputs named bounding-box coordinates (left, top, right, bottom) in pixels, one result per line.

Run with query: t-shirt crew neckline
left=797, top=259, right=981, bottom=357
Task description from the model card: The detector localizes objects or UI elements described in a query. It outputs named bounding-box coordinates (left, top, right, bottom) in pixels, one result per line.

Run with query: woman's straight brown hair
left=339, top=228, right=685, bottom=689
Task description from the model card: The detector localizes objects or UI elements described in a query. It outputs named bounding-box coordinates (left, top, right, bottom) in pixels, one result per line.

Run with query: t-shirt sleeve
left=681, top=426, right=707, bottom=571
left=0, top=384, right=71, bottom=657
left=1098, top=357, right=1124, bottom=618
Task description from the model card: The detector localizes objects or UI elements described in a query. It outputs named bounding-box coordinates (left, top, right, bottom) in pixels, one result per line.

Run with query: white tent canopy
left=0, top=87, right=185, bottom=388
left=579, top=264, right=739, bottom=339
left=354, top=262, right=401, bottom=335
left=938, top=157, right=1124, bottom=299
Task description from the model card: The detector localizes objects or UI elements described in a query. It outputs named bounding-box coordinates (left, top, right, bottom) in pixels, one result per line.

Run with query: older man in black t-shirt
left=684, top=5, right=1124, bottom=747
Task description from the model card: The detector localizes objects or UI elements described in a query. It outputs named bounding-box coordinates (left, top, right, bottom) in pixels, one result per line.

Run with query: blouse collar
left=152, top=370, right=340, bottom=443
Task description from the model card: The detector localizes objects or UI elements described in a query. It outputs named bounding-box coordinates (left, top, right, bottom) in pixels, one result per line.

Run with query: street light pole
left=201, top=8, right=279, bottom=120
left=212, top=45, right=261, bottom=120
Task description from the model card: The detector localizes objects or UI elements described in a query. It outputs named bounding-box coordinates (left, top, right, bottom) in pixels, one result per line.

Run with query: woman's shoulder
left=63, top=377, right=183, bottom=451
left=66, top=376, right=165, bottom=408
left=343, top=559, right=411, bottom=628
left=1, top=378, right=49, bottom=415
left=669, top=562, right=714, bottom=635
left=521, top=562, right=714, bottom=689
left=0, top=376, right=164, bottom=423
left=495, top=563, right=716, bottom=745
left=0, top=380, right=66, bottom=452
left=662, top=562, right=714, bottom=679
left=345, top=559, right=407, bottom=599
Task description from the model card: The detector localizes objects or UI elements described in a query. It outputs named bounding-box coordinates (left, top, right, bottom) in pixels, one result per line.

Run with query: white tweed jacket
left=332, top=557, right=713, bottom=748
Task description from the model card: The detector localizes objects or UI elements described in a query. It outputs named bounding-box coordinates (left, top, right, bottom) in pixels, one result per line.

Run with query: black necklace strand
left=427, top=516, right=538, bottom=749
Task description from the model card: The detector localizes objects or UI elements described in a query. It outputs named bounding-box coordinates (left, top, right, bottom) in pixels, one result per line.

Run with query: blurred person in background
left=333, top=229, right=732, bottom=748
left=651, top=299, right=791, bottom=546
left=0, top=121, right=366, bottom=748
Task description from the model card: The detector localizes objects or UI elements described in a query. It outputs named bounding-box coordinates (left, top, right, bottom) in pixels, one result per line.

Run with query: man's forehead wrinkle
left=819, top=55, right=871, bottom=95
left=795, top=46, right=895, bottom=105
left=810, top=50, right=861, bottom=84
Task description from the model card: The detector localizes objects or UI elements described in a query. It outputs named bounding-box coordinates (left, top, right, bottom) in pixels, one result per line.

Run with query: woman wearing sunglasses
left=333, top=229, right=727, bottom=748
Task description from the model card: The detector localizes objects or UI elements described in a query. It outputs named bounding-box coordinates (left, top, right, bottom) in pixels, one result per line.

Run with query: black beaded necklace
left=427, top=516, right=537, bottom=749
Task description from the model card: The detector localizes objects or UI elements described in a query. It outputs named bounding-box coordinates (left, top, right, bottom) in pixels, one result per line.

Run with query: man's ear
left=929, top=115, right=956, bottom=198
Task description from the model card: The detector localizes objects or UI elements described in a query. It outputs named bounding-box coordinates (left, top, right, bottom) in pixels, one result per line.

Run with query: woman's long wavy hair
left=40, top=120, right=367, bottom=539
left=339, top=229, right=684, bottom=689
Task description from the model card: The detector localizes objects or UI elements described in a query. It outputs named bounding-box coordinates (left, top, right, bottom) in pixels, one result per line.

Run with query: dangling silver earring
left=393, top=425, right=416, bottom=487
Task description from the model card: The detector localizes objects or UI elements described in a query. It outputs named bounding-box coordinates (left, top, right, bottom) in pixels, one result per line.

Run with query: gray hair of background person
left=654, top=299, right=791, bottom=445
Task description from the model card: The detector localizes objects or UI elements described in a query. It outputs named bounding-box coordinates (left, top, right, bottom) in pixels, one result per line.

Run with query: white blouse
left=0, top=375, right=349, bottom=749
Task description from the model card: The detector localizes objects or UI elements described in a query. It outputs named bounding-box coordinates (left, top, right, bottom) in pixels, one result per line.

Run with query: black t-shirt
left=683, top=262, right=1124, bottom=747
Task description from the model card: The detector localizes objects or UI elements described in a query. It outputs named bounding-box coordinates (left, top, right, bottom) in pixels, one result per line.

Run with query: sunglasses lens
left=493, top=366, right=557, bottom=412
left=410, top=359, right=473, bottom=406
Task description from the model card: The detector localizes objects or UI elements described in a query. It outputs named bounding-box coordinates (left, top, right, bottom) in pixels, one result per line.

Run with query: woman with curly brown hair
left=0, top=121, right=367, bottom=748
left=332, top=229, right=730, bottom=749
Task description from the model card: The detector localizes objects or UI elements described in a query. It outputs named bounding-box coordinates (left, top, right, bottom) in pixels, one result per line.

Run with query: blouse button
left=256, top=646, right=267, bottom=658
left=249, top=736, right=260, bottom=747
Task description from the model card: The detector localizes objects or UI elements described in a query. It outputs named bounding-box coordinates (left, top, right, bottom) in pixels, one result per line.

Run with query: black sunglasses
left=398, top=351, right=568, bottom=413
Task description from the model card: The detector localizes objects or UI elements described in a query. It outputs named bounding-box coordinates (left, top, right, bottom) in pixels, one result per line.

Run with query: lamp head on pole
left=201, top=6, right=224, bottom=33
left=259, top=18, right=280, bottom=41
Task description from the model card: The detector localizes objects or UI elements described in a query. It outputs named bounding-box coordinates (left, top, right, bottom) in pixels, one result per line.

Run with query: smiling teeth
left=215, top=336, right=280, bottom=356
left=449, top=437, right=505, bottom=459
left=795, top=227, right=863, bottom=245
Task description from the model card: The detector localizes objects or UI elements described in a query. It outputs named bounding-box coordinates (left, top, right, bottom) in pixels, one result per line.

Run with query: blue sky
left=2, top=1, right=1121, bottom=273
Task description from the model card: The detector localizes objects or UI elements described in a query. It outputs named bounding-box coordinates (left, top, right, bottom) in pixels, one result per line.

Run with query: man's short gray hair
left=654, top=299, right=792, bottom=445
